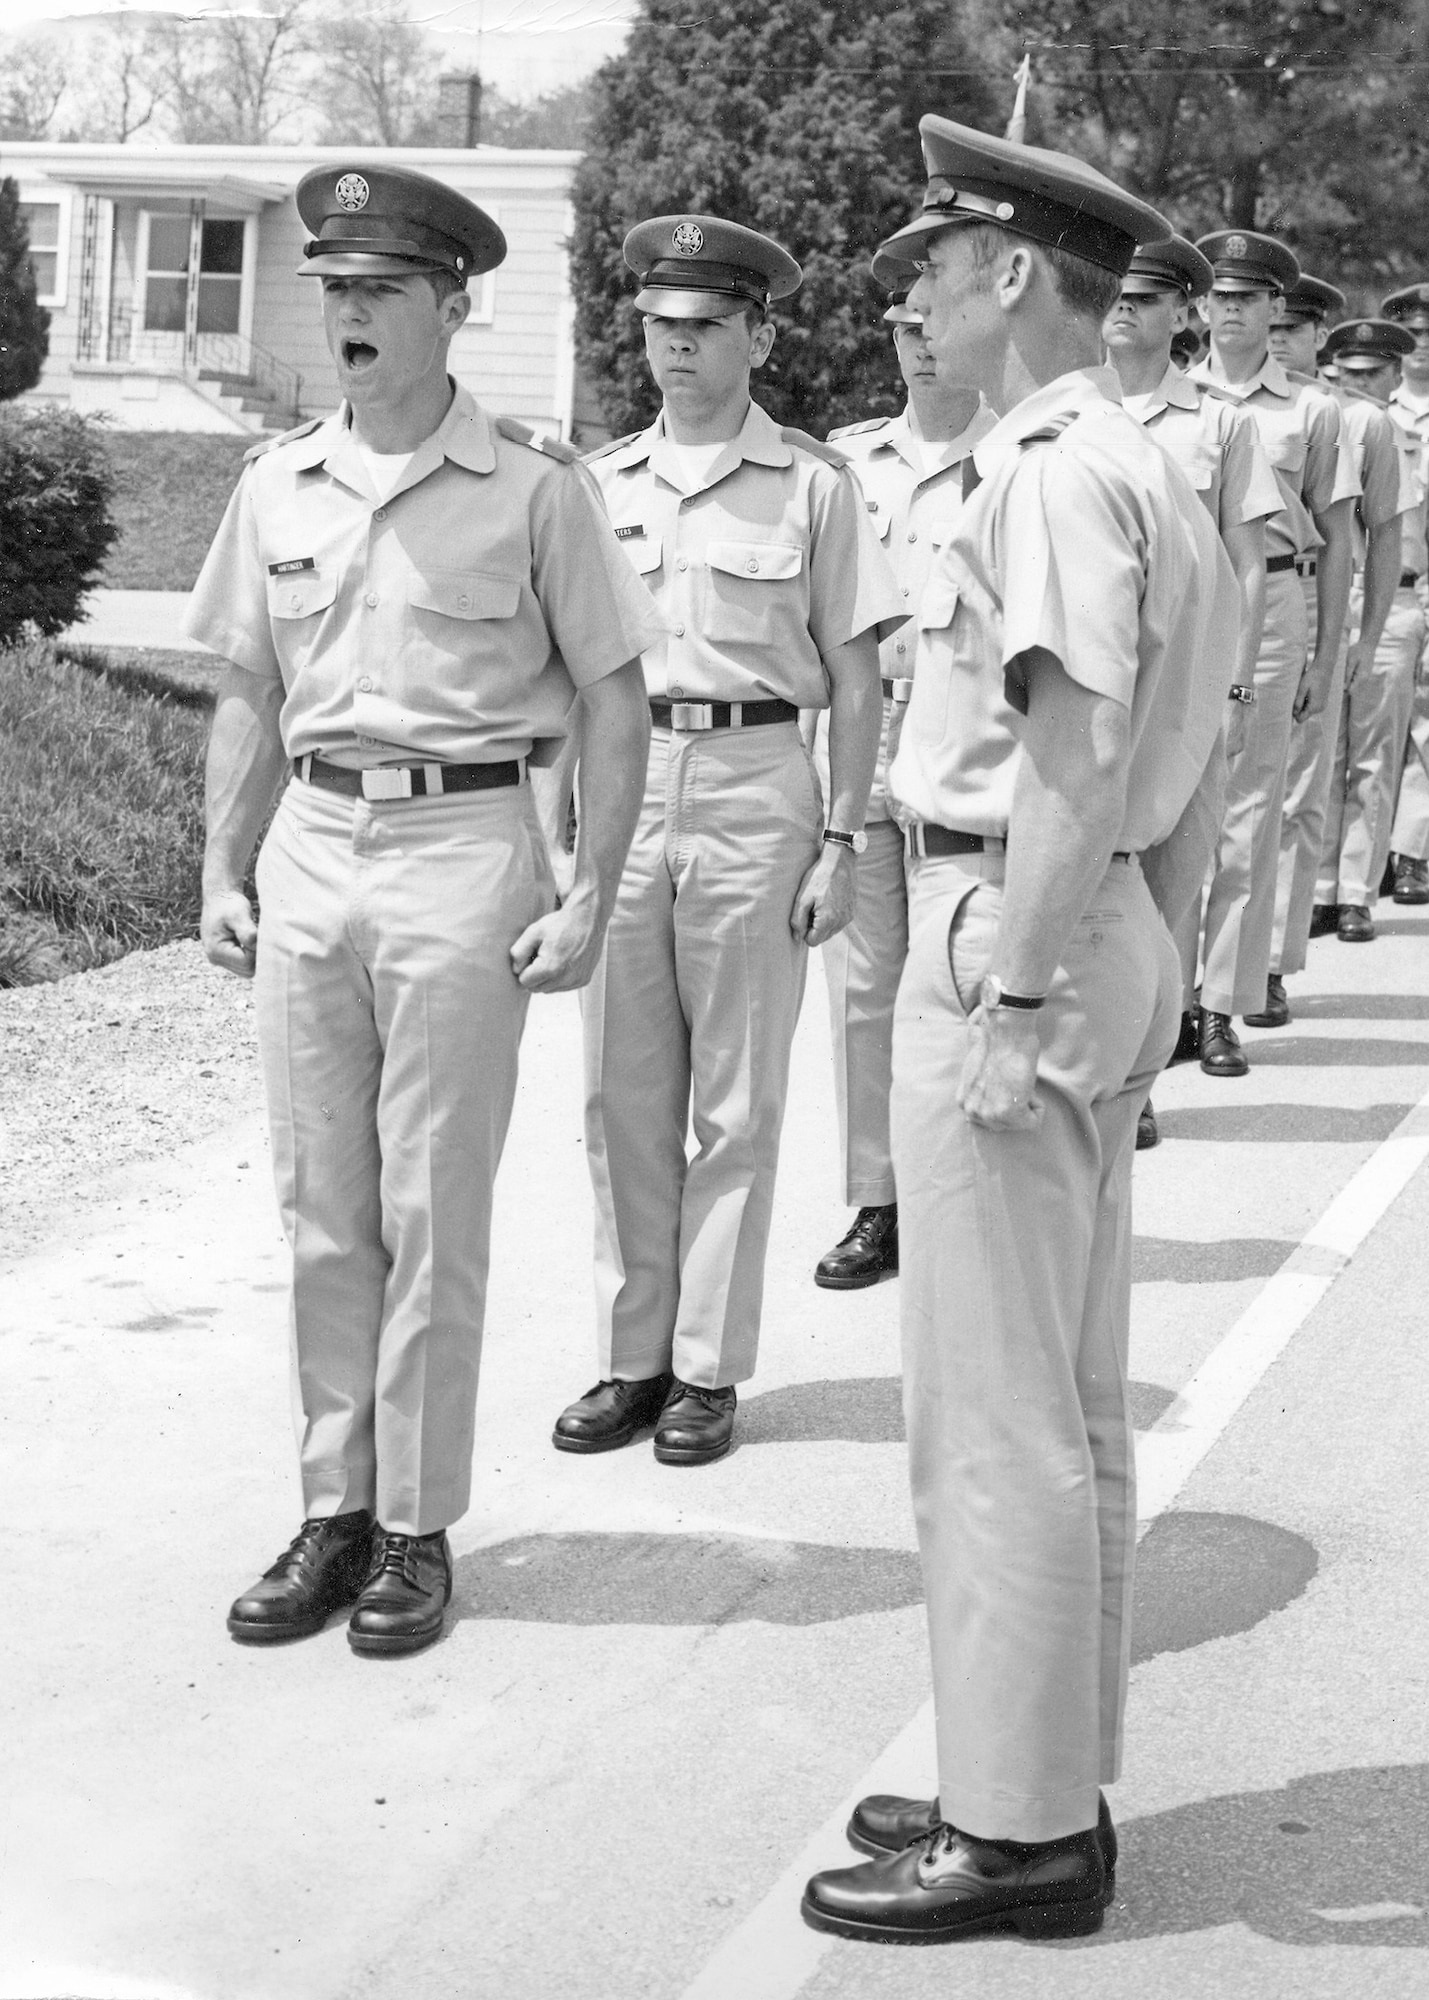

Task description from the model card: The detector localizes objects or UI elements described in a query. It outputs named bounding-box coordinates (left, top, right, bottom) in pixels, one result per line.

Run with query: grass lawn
left=99, top=431, right=253, bottom=591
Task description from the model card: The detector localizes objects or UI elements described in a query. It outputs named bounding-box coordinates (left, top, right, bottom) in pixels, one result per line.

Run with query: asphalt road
left=2, top=903, right=1427, bottom=2000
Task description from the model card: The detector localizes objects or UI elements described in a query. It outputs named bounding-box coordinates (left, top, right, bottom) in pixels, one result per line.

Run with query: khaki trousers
left=583, top=721, right=821, bottom=1388
left=1318, top=589, right=1426, bottom=903
left=821, top=817, right=908, bottom=1207
left=1270, top=575, right=1346, bottom=976
left=1391, top=659, right=1429, bottom=860
left=1195, top=569, right=1307, bottom=1015
left=253, top=776, right=554, bottom=1535
left=890, top=853, right=1179, bottom=1844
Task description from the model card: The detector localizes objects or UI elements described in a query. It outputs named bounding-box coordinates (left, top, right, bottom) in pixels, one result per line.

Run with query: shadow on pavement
left=736, top=1375, right=1179, bottom=1443
left=1134, top=1237, right=1292, bottom=1283
left=1095, top=1767, right=1429, bottom=1946
left=1132, top=1512, right=1317, bottom=1664
left=453, top=1532, right=924, bottom=1625
left=1248, top=1036, right=1429, bottom=1067
left=1291, top=993, right=1429, bottom=1020
left=1154, top=1102, right=1412, bottom=1144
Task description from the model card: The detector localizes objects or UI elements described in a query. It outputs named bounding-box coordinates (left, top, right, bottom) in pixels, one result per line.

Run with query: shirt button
left=288, top=593, right=300, bottom=610
left=907, top=530, right=918, bottom=543
left=671, top=685, right=684, bottom=697
left=364, top=591, right=378, bottom=608
left=896, top=641, right=907, bottom=656
left=902, top=586, right=911, bottom=597
left=677, top=558, right=688, bottom=572
left=358, top=676, right=373, bottom=692
left=747, top=559, right=759, bottom=573
left=374, top=507, right=387, bottom=521
left=674, top=624, right=686, bottom=637
left=458, top=595, right=471, bottom=610
left=359, top=735, right=376, bottom=747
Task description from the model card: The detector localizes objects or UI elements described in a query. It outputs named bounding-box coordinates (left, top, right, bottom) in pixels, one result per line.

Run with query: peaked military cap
left=1121, top=236, right=1214, bottom=298
left=1322, top=317, right=1415, bottom=368
left=1197, top=230, right=1299, bottom=295
left=883, top=289, right=923, bottom=327
left=295, top=164, right=505, bottom=280
left=624, top=215, right=801, bottom=319
left=1171, top=324, right=1208, bottom=366
left=875, top=116, right=1170, bottom=278
left=1381, top=282, right=1429, bottom=323
left=1274, top=274, right=1346, bottom=323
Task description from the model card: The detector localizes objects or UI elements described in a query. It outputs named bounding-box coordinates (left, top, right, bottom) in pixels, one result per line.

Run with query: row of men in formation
left=189, top=129, right=1388, bottom=1943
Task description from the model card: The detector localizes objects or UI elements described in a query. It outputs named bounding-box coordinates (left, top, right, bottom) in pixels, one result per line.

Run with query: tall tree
left=147, top=0, right=314, bottom=145
left=310, top=0, right=440, bottom=147
left=66, top=12, right=161, bottom=144
left=0, top=34, right=68, bottom=141
left=0, top=178, right=51, bottom=401
left=570, top=0, right=999, bottom=437
left=1005, top=0, right=1429, bottom=302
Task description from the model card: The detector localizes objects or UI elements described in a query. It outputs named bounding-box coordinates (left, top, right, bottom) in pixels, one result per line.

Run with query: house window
left=18, top=194, right=69, bottom=307
left=143, top=216, right=246, bottom=334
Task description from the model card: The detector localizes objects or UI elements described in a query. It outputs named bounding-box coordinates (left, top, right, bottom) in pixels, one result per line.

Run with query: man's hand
left=1344, top=636, right=1369, bottom=692
left=202, top=888, right=258, bottom=979
left=791, top=841, right=856, bottom=946
left=1225, top=698, right=1249, bottom=763
left=957, top=1006, right=1043, bottom=1132
left=1293, top=654, right=1336, bottom=724
left=510, top=888, right=606, bottom=993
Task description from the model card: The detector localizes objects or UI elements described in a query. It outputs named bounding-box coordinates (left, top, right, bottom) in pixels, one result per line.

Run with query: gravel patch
left=0, top=940, right=263, bottom=1263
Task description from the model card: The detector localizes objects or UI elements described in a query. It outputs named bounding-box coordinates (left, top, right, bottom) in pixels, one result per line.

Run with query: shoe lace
left=672, top=1381, right=732, bottom=1413
left=368, top=1533, right=422, bottom=1588
left=262, top=1517, right=332, bottom=1580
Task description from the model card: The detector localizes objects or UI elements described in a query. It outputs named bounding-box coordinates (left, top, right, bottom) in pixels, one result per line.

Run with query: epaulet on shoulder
left=781, top=425, right=849, bottom=467
left=1019, top=418, right=1075, bottom=447
left=495, top=415, right=580, bottom=464
left=828, top=417, right=888, bottom=440
left=243, top=415, right=323, bottom=463
left=582, top=429, right=642, bottom=462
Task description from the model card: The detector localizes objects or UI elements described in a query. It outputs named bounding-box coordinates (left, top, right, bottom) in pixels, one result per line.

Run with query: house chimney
left=438, top=72, right=483, bottom=147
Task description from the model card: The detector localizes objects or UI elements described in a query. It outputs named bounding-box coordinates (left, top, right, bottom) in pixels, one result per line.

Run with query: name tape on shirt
left=268, top=557, right=317, bottom=575
left=614, top=524, right=646, bottom=540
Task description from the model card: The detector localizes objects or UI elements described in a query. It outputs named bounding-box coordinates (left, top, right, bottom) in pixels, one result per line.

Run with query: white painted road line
left=678, top=1078, right=1429, bottom=2000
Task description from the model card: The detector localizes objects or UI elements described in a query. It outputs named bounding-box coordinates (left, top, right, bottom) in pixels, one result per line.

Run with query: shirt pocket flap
left=625, top=536, right=663, bottom=575
left=1265, top=428, right=1308, bottom=477
left=928, top=518, right=958, bottom=549
left=706, top=540, right=804, bottom=581
left=267, top=571, right=337, bottom=619
left=871, top=508, right=894, bottom=540
left=1186, top=442, right=1218, bottom=491
left=919, top=573, right=960, bottom=630
left=409, top=570, right=521, bottom=620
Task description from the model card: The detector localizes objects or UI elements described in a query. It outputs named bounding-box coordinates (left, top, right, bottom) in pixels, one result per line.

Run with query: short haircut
left=960, top=222, right=1122, bottom=322
left=738, top=300, right=770, bottom=333
left=424, top=265, right=469, bottom=306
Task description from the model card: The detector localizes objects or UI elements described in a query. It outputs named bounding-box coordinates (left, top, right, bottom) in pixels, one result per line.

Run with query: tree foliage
left=0, top=179, right=50, bottom=403
left=0, top=408, right=116, bottom=648
left=311, top=1, right=442, bottom=147
left=570, top=0, right=999, bottom=437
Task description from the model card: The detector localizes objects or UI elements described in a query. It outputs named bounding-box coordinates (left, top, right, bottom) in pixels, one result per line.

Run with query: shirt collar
left=622, top=398, right=792, bottom=494
left=1189, top=350, right=1292, bottom=401
left=880, top=399, right=998, bottom=475
left=296, top=381, right=497, bottom=494
left=969, top=366, right=1121, bottom=483
left=1120, top=361, right=1201, bottom=424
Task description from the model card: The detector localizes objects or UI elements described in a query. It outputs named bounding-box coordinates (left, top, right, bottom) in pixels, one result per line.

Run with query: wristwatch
left=980, top=973, right=1045, bottom=1012
left=1228, top=684, right=1256, bottom=705
left=822, top=827, right=868, bottom=854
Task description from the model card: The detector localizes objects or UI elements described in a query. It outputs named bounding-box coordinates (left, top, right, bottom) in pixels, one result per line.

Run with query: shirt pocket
left=267, top=570, right=337, bottom=620
left=1264, top=426, right=1307, bottom=479
left=1184, top=441, right=1218, bottom=492
left=918, top=571, right=959, bottom=631
left=408, top=570, right=521, bottom=620
left=703, top=540, right=804, bottom=643
left=623, top=535, right=663, bottom=576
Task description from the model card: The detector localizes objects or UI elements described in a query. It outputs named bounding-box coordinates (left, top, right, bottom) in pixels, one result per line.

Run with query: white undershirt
left=665, top=439, right=728, bottom=489
left=353, top=438, right=416, bottom=499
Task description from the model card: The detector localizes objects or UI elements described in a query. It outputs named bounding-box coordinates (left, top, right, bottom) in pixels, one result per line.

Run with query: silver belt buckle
left=1295, top=556, right=1317, bottom=577
left=361, top=767, right=413, bottom=801
left=903, top=823, right=929, bottom=858
left=670, top=701, right=715, bottom=731
left=889, top=677, right=914, bottom=704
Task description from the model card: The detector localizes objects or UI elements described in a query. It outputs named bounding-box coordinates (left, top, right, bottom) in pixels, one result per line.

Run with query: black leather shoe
left=1135, top=1101, right=1159, bottom=1150
left=1243, top=973, right=1290, bottom=1029
left=652, top=1381, right=736, bottom=1465
left=1167, top=1008, right=1200, bottom=1066
left=802, top=1819, right=1106, bottom=1943
left=1394, top=856, right=1429, bottom=904
left=1380, top=855, right=1398, bottom=899
left=1199, top=1010, right=1248, bottom=1077
left=814, top=1204, right=899, bottom=1289
left=1338, top=903, right=1374, bottom=942
left=227, top=1511, right=374, bottom=1643
left=1307, top=902, right=1340, bottom=938
left=347, top=1528, right=452, bottom=1656
left=845, top=1792, right=1117, bottom=1905
left=552, top=1372, right=674, bottom=1454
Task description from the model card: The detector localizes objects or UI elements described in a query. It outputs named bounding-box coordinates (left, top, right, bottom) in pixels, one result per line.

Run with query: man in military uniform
left=192, top=165, right=660, bottom=1655
left=1284, top=314, right=1420, bottom=949
left=552, top=217, right=903, bottom=1466
left=1101, top=235, right=1279, bottom=1144
left=800, top=120, right=1237, bottom=1944
left=1185, top=232, right=1357, bottom=1075
left=1382, top=282, right=1429, bottom=905
left=810, top=290, right=996, bottom=1284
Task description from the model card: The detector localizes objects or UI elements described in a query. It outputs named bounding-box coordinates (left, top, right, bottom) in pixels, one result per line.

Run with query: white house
left=0, top=141, right=584, bottom=439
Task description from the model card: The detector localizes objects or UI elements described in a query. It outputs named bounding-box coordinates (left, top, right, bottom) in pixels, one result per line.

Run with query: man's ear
left=442, top=288, right=473, bottom=337
left=996, top=244, right=1035, bottom=311
left=1195, top=297, right=1211, bottom=328
left=750, top=318, right=776, bottom=370
left=1171, top=298, right=1190, bottom=333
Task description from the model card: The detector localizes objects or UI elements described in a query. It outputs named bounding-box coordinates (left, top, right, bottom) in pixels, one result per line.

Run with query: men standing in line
left=1101, top=236, right=1279, bottom=1144
left=1382, top=282, right=1429, bottom=905
left=811, top=292, right=997, bottom=1286
left=553, top=217, right=903, bottom=1467
left=1185, top=232, right=1356, bottom=1076
left=195, top=166, right=660, bottom=1656
left=801, top=120, right=1237, bottom=1943
left=1302, top=316, right=1421, bottom=948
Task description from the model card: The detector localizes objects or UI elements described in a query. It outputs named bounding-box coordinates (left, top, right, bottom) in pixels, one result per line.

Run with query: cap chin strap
left=924, top=181, right=1017, bottom=225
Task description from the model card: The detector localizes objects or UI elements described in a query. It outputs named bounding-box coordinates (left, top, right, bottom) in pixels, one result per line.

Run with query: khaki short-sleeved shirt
left=888, top=367, right=1239, bottom=853
left=1332, top=390, right=1419, bottom=573
left=1187, top=353, right=1358, bottom=559
left=1122, top=363, right=1279, bottom=535
left=185, top=385, right=663, bottom=767
left=587, top=400, right=906, bottom=706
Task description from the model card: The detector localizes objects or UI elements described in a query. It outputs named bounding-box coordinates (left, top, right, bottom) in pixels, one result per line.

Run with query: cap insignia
left=1358, top=323, right=1372, bottom=339
left=671, top=220, right=704, bottom=257
left=1224, top=234, right=1249, bottom=261
left=335, top=173, right=369, bottom=213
